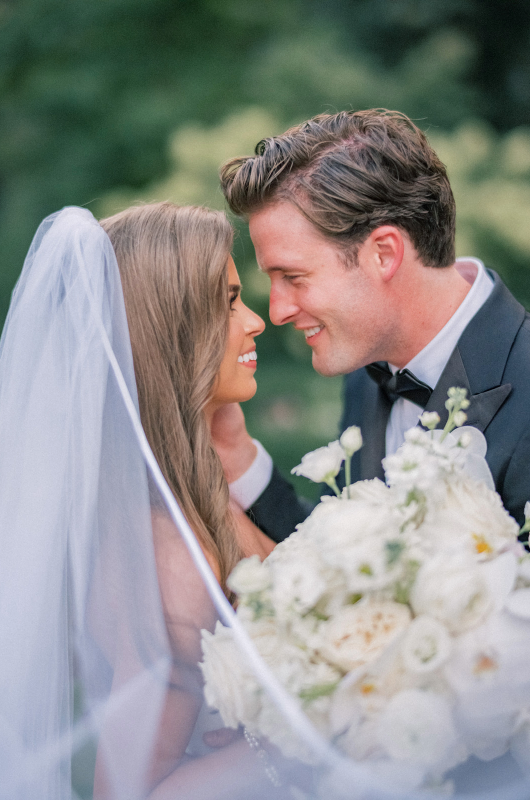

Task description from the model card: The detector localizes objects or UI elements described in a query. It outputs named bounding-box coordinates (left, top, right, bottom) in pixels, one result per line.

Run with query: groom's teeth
left=304, top=326, right=323, bottom=339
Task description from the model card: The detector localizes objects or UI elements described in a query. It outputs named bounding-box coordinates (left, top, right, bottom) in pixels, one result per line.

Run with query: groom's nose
left=269, top=285, right=300, bottom=326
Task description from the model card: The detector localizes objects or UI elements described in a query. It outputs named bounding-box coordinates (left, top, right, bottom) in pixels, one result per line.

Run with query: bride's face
left=208, top=256, right=265, bottom=409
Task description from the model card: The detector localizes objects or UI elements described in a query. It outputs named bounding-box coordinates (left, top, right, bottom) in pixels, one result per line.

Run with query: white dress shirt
left=230, top=258, right=494, bottom=508
left=385, top=258, right=493, bottom=455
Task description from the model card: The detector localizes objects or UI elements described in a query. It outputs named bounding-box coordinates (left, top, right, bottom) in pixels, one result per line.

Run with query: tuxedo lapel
left=425, top=346, right=512, bottom=432
left=424, top=272, right=522, bottom=432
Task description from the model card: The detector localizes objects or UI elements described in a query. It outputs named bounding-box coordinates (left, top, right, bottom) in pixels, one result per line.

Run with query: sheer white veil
left=0, top=207, right=528, bottom=800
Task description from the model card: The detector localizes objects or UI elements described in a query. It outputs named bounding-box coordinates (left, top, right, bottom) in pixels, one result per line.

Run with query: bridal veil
left=0, top=207, right=528, bottom=800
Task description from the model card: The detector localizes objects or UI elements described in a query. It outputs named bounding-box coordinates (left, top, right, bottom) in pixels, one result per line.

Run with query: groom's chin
left=311, top=351, right=347, bottom=378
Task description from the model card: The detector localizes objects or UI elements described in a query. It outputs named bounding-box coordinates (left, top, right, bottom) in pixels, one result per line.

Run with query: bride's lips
left=237, top=349, right=257, bottom=368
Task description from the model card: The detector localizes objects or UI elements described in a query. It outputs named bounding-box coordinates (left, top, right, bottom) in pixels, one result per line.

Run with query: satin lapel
left=424, top=346, right=512, bottom=432
left=360, top=383, right=392, bottom=480
left=423, top=347, right=470, bottom=428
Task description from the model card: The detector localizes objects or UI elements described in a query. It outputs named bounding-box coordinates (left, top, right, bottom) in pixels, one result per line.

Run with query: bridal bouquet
left=201, top=389, right=530, bottom=793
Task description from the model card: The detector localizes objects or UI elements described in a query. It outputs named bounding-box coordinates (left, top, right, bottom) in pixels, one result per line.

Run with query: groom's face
left=249, top=201, right=389, bottom=377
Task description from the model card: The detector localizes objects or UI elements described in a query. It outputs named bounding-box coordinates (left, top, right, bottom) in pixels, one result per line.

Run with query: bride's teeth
left=238, top=351, right=257, bottom=363
left=304, top=326, right=323, bottom=339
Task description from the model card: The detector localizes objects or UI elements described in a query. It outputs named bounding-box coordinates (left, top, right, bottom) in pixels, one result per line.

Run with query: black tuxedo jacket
left=249, top=272, right=530, bottom=542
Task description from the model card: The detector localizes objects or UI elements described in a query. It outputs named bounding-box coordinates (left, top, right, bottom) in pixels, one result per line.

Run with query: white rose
left=410, top=553, right=493, bottom=634
left=401, top=615, right=452, bottom=673
left=201, top=622, right=261, bottom=728
left=227, top=554, right=271, bottom=595
left=339, top=426, right=363, bottom=457
left=318, top=601, right=411, bottom=673
left=377, top=689, right=457, bottom=767
left=291, top=440, right=344, bottom=483
left=309, top=498, right=393, bottom=552
left=439, top=478, right=519, bottom=559
left=342, top=478, right=389, bottom=504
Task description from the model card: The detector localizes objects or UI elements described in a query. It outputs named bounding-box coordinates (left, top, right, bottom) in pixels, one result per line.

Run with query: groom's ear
left=364, top=226, right=404, bottom=283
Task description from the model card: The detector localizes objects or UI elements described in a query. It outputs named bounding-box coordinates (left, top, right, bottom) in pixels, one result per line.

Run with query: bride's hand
left=210, top=403, right=257, bottom=483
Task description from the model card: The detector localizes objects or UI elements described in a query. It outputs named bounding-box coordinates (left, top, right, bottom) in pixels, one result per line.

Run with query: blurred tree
left=3, top=0, right=529, bottom=320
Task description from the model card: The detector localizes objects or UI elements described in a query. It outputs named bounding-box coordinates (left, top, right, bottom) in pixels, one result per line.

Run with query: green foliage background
left=2, top=0, right=530, bottom=506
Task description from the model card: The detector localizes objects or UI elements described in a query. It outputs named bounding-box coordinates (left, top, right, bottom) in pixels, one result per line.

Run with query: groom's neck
left=382, top=259, right=472, bottom=370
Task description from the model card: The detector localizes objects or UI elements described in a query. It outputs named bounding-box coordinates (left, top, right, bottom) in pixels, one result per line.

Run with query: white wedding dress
left=0, top=207, right=528, bottom=800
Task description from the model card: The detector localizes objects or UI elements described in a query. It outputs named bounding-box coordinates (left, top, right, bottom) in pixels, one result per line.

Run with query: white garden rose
left=227, top=554, right=271, bottom=595
left=342, top=478, right=389, bottom=504
left=377, top=689, right=457, bottom=766
left=411, top=553, right=493, bottom=634
left=291, top=440, right=344, bottom=483
left=318, top=601, right=411, bottom=673
left=339, top=425, right=363, bottom=457
left=201, top=622, right=261, bottom=728
left=401, top=615, right=452, bottom=673
left=439, top=477, right=519, bottom=559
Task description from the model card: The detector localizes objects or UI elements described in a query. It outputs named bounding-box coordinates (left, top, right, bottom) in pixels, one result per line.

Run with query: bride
left=0, top=203, right=305, bottom=800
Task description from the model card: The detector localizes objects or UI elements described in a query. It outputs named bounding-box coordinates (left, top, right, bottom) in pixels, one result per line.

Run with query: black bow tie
left=365, top=362, right=433, bottom=409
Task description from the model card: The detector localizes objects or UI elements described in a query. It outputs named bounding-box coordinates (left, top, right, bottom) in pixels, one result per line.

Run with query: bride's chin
left=233, top=378, right=258, bottom=404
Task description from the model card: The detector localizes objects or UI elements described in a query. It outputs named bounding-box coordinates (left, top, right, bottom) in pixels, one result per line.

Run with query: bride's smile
left=206, top=255, right=265, bottom=412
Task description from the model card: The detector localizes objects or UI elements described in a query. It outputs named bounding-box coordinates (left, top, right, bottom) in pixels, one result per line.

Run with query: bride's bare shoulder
left=150, top=509, right=222, bottom=586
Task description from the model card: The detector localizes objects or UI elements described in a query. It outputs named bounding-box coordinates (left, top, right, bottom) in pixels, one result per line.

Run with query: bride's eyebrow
left=228, top=283, right=241, bottom=294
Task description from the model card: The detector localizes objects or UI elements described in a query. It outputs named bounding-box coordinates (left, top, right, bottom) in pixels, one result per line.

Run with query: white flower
left=410, top=553, right=493, bottom=634
left=201, top=622, right=261, bottom=728
left=340, top=426, right=363, bottom=457
left=270, top=551, right=327, bottom=618
left=525, top=501, right=530, bottom=521
left=291, top=440, right=345, bottom=483
left=438, top=478, right=519, bottom=559
left=318, top=601, right=411, bottom=673
left=401, top=615, right=452, bottom=673
left=419, top=411, right=440, bottom=430
left=377, top=689, right=457, bottom=766
left=343, top=478, right=389, bottom=504
left=453, top=410, right=468, bottom=428
left=227, top=554, right=271, bottom=595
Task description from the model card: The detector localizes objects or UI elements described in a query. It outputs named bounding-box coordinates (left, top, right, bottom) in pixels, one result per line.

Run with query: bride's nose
left=243, top=304, right=265, bottom=337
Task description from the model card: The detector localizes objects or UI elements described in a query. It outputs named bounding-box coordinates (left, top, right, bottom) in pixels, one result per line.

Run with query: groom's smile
left=249, top=201, right=395, bottom=377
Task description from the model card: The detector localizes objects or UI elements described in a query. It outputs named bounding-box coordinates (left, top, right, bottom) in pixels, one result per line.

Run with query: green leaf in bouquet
left=299, top=682, right=339, bottom=703
left=244, top=593, right=274, bottom=620
left=385, top=539, right=405, bottom=566
left=394, top=559, right=421, bottom=605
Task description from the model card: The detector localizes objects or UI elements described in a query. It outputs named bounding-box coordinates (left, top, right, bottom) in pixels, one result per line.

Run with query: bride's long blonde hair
left=100, top=202, right=241, bottom=591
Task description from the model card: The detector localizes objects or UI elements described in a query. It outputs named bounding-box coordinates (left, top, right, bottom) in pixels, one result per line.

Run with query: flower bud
left=339, top=425, right=363, bottom=457
left=453, top=410, right=467, bottom=428
left=419, top=411, right=440, bottom=431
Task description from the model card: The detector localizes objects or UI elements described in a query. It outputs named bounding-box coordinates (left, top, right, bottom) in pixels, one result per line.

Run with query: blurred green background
left=2, top=0, right=530, bottom=505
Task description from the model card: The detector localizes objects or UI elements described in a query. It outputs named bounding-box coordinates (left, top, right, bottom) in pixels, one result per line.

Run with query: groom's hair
left=220, top=109, right=456, bottom=267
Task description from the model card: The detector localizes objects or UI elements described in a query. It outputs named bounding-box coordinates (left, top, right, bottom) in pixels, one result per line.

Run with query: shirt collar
left=391, top=258, right=494, bottom=388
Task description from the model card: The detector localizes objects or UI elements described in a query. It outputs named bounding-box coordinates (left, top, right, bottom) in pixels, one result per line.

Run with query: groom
left=213, top=109, right=530, bottom=541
